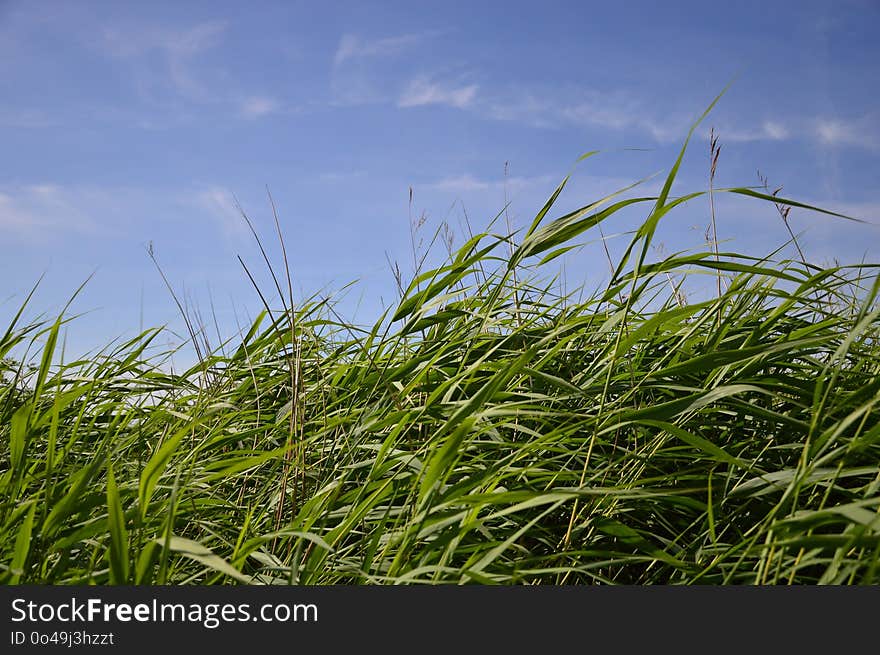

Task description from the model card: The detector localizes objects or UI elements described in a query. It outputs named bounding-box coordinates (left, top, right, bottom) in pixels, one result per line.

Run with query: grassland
left=2, top=102, right=879, bottom=585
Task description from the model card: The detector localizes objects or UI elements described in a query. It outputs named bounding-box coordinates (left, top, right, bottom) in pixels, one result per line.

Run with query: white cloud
left=316, top=171, right=367, bottom=183
left=0, top=184, right=102, bottom=240
left=163, top=21, right=227, bottom=58
left=98, top=20, right=284, bottom=121
left=763, top=121, right=789, bottom=140
left=481, top=89, right=688, bottom=142
left=423, top=174, right=556, bottom=194
left=713, top=116, right=879, bottom=150
left=240, top=96, right=279, bottom=119
left=477, top=87, right=877, bottom=151
left=0, top=192, right=37, bottom=231
left=100, top=20, right=227, bottom=101
left=0, top=108, right=57, bottom=129
left=0, top=182, right=265, bottom=246
left=425, top=175, right=491, bottom=192
left=565, top=103, right=683, bottom=142
left=485, top=94, right=557, bottom=128
left=562, top=101, right=637, bottom=131
left=330, top=32, right=439, bottom=107
left=711, top=120, right=791, bottom=143
left=702, top=116, right=880, bottom=150
left=398, top=76, right=478, bottom=109
left=193, top=186, right=248, bottom=239
left=165, top=23, right=226, bottom=100
left=26, top=184, right=61, bottom=198
left=480, top=86, right=879, bottom=153
left=333, top=33, right=424, bottom=66
left=815, top=118, right=861, bottom=147
left=102, top=20, right=226, bottom=59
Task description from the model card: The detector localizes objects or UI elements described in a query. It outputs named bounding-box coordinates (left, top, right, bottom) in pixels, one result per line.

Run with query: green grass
left=2, top=102, right=879, bottom=585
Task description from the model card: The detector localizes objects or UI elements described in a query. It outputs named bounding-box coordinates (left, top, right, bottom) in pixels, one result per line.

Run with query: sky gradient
left=2, top=0, right=879, bottom=362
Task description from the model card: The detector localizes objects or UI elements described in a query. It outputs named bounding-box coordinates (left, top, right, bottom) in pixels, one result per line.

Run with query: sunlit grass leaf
left=156, top=536, right=253, bottom=584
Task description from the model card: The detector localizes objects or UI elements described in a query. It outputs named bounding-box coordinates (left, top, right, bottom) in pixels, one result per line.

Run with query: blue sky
left=2, top=0, right=878, bottom=362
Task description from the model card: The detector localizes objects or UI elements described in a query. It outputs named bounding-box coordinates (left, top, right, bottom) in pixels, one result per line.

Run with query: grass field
left=2, top=102, right=879, bottom=585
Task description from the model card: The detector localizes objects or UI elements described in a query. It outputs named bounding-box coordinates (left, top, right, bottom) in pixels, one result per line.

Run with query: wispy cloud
left=484, top=94, right=558, bottom=128
left=98, top=20, right=288, bottom=122
left=480, top=89, right=689, bottom=142
left=100, top=20, right=227, bottom=101
left=102, top=19, right=226, bottom=59
left=0, top=192, right=39, bottom=232
left=330, top=31, right=447, bottom=108
left=758, top=121, right=789, bottom=141
left=240, top=96, right=279, bottom=119
left=812, top=117, right=880, bottom=150
left=425, top=175, right=490, bottom=192
left=710, top=115, right=877, bottom=150
left=423, top=173, right=555, bottom=194
left=0, top=108, right=58, bottom=129
left=480, top=85, right=878, bottom=153
left=560, top=99, right=684, bottom=142
left=316, top=171, right=367, bottom=183
left=1, top=181, right=263, bottom=247
left=333, top=33, right=424, bottom=66
left=193, top=186, right=248, bottom=239
left=708, top=120, right=790, bottom=143
left=399, top=76, right=478, bottom=109
left=164, top=22, right=227, bottom=100
left=0, top=184, right=103, bottom=241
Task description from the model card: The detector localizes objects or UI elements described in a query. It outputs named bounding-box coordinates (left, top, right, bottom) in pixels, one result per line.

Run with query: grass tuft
left=2, top=101, right=879, bottom=585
